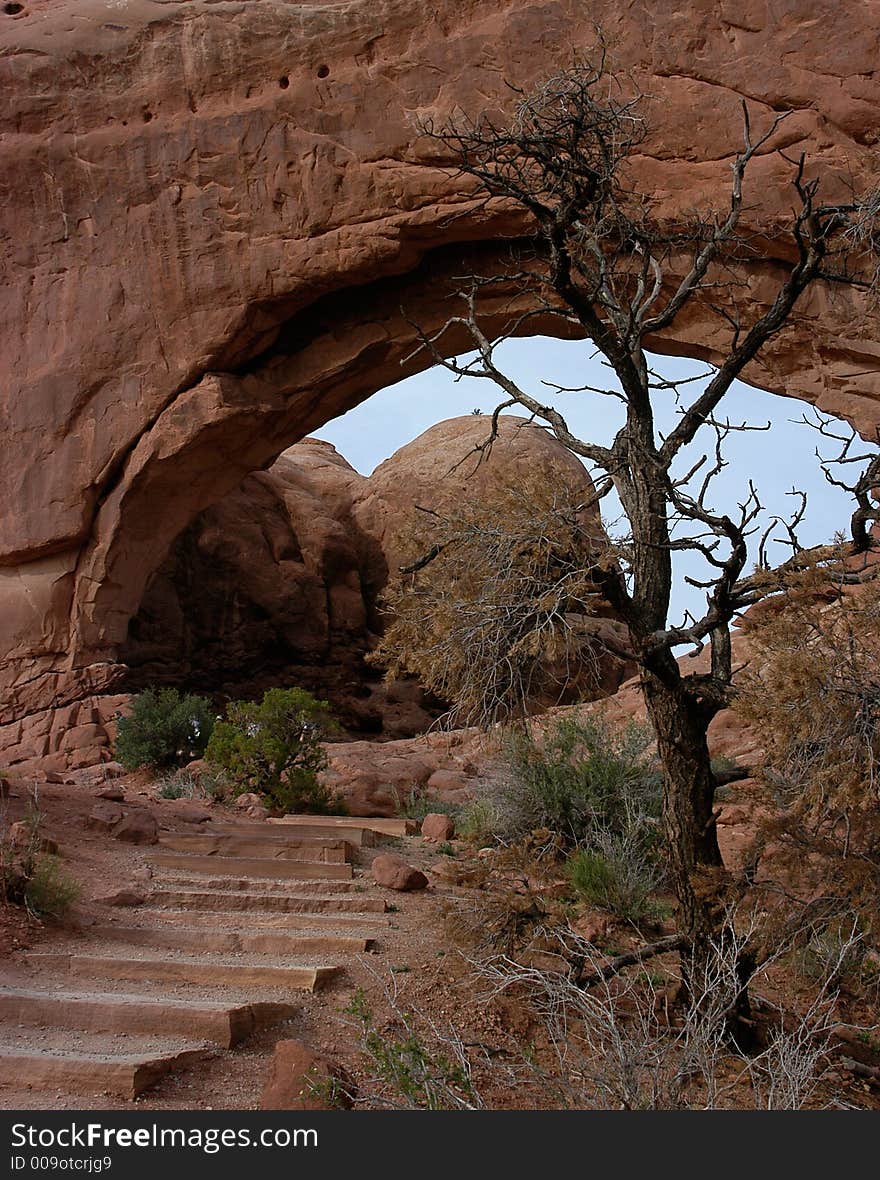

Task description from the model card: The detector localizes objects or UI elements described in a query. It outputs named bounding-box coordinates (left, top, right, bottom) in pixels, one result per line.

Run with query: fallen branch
left=574, top=932, right=687, bottom=988
left=840, top=1057, right=880, bottom=1081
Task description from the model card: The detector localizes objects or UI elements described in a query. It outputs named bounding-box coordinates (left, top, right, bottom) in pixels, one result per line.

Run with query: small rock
left=168, top=802, right=212, bottom=824
left=95, top=785, right=125, bottom=802
left=425, top=768, right=468, bottom=796
left=7, top=821, right=59, bottom=855
left=716, top=804, right=751, bottom=826
left=86, top=803, right=124, bottom=832
left=371, top=852, right=428, bottom=892
left=571, top=911, right=610, bottom=945
left=261, top=1040, right=353, bottom=1110
left=421, top=812, right=455, bottom=841
left=428, top=859, right=482, bottom=886
left=112, top=810, right=158, bottom=845
left=232, top=793, right=268, bottom=820
left=96, top=888, right=147, bottom=907
left=234, top=792, right=264, bottom=810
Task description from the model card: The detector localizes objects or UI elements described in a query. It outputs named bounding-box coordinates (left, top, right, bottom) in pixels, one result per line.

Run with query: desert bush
left=156, top=771, right=198, bottom=800
left=205, top=687, right=340, bottom=814
left=0, top=842, right=26, bottom=909
left=156, top=766, right=230, bottom=802
left=347, top=909, right=855, bottom=1111
left=457, top=796, right=507, bottom=845
left=797, top=916, right=870, bottom=991
left=474, top=912, right=850, bottom=1110
left=499, top=714, right=662, bottom=847
left=24, top=854, right=80, bottom=918
left=115, top=688, right=215, bottom=770
left=737, top=558, right=880, bottom=933
left=1, top=801, right=38, bottom=908
left=199, top=767, right=231, bottom=802
left=566, top=830, right=663, bottom=923
left=346, top=987, right=483, bottom=1110
left=370, top=473, right=617, bottom=728
left=455, top=716, right=665, bottom=920
left=1, top=800, right=79, bottom=919
left=738, top=558, right=880, bottom=820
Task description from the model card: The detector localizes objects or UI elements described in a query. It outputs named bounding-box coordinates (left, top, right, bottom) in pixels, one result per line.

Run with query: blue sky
left=314, top=337, right=853, bottom=630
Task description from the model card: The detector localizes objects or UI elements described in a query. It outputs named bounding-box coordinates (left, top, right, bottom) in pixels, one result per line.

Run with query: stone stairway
left=0, top=818, right=393, bottom=1102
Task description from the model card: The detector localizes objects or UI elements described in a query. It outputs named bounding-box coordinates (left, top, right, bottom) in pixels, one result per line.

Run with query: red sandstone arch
left=2, top=0, right=880, bottom=770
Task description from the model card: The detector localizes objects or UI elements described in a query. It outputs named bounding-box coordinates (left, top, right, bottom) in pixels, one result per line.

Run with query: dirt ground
left=1, top=771, right=879, bottom=1111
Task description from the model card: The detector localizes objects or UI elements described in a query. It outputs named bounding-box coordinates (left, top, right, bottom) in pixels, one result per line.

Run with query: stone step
left=0, top=1046, right=209, bottom=1099
left=270, top=815, right=417, bottom=837
left=220, top=821, right=375, bottom=847
left=153, top=873, right=364, bottom=895
left=26, top=953, right=341, bottom=991
left=0, top=987, right=295, bottom=1048
left=149, top=852, right=353, bottom=881
left=159, top=833, right=353, bottom=863
left=150, top=888, right=387, bottom=915
left=89, top=925, right=375, bottom=956
left=136, top=907, right=390, bottom=931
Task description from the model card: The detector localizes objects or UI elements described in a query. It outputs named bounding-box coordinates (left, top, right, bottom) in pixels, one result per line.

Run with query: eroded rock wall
left=3, top=1, right=880, bottom=762
left=118, top=415, right=631, bottom=748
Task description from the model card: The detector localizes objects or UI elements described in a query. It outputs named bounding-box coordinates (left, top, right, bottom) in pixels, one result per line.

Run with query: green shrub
left=24, top=854, right=80, bottom=918
left=1, top=800, right=79, bottom=920
left=566, top=835, right=662, bottom=924
left=115, top=688, right=215, bottom=770
left=345, top=988, right=479, bottom=1109
left=497, top=714, right=663, bottom=847
left=156, top=772, right=194, bottom=800
left=798, top=918, right=868, bottom=989
left=155, top=766, right=230, bottom=802
left=205, top=687, right=340, bottom=814
left=457, top=795, right=511, bottom=845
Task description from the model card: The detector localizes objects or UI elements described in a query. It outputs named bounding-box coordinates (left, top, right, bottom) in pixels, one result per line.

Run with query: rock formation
left=120, top=414, right=630, bottom=746
left=2, top=2, right=880, bottom=768
left=120, top=438, right=398, bottom=734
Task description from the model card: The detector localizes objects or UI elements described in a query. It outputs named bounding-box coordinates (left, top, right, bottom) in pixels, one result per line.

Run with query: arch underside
left=5, top=235, right=877, bottom=741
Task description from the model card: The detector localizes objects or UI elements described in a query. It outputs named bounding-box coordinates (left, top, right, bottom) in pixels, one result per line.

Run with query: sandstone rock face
left=317, top=726, right=495, bottom=817
left=120, top=433, right=440, bottom=738
left=121, top=440, right=388, bottom=728
left=352, top=414, right=599, bottom=586
left=2, top=2, right=880, bottom=769
left=119, top=415, right=625, bottom=742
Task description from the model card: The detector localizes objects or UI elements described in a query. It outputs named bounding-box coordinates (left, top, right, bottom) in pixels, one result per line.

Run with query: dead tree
left=400, top=55, right=880, bottom=992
